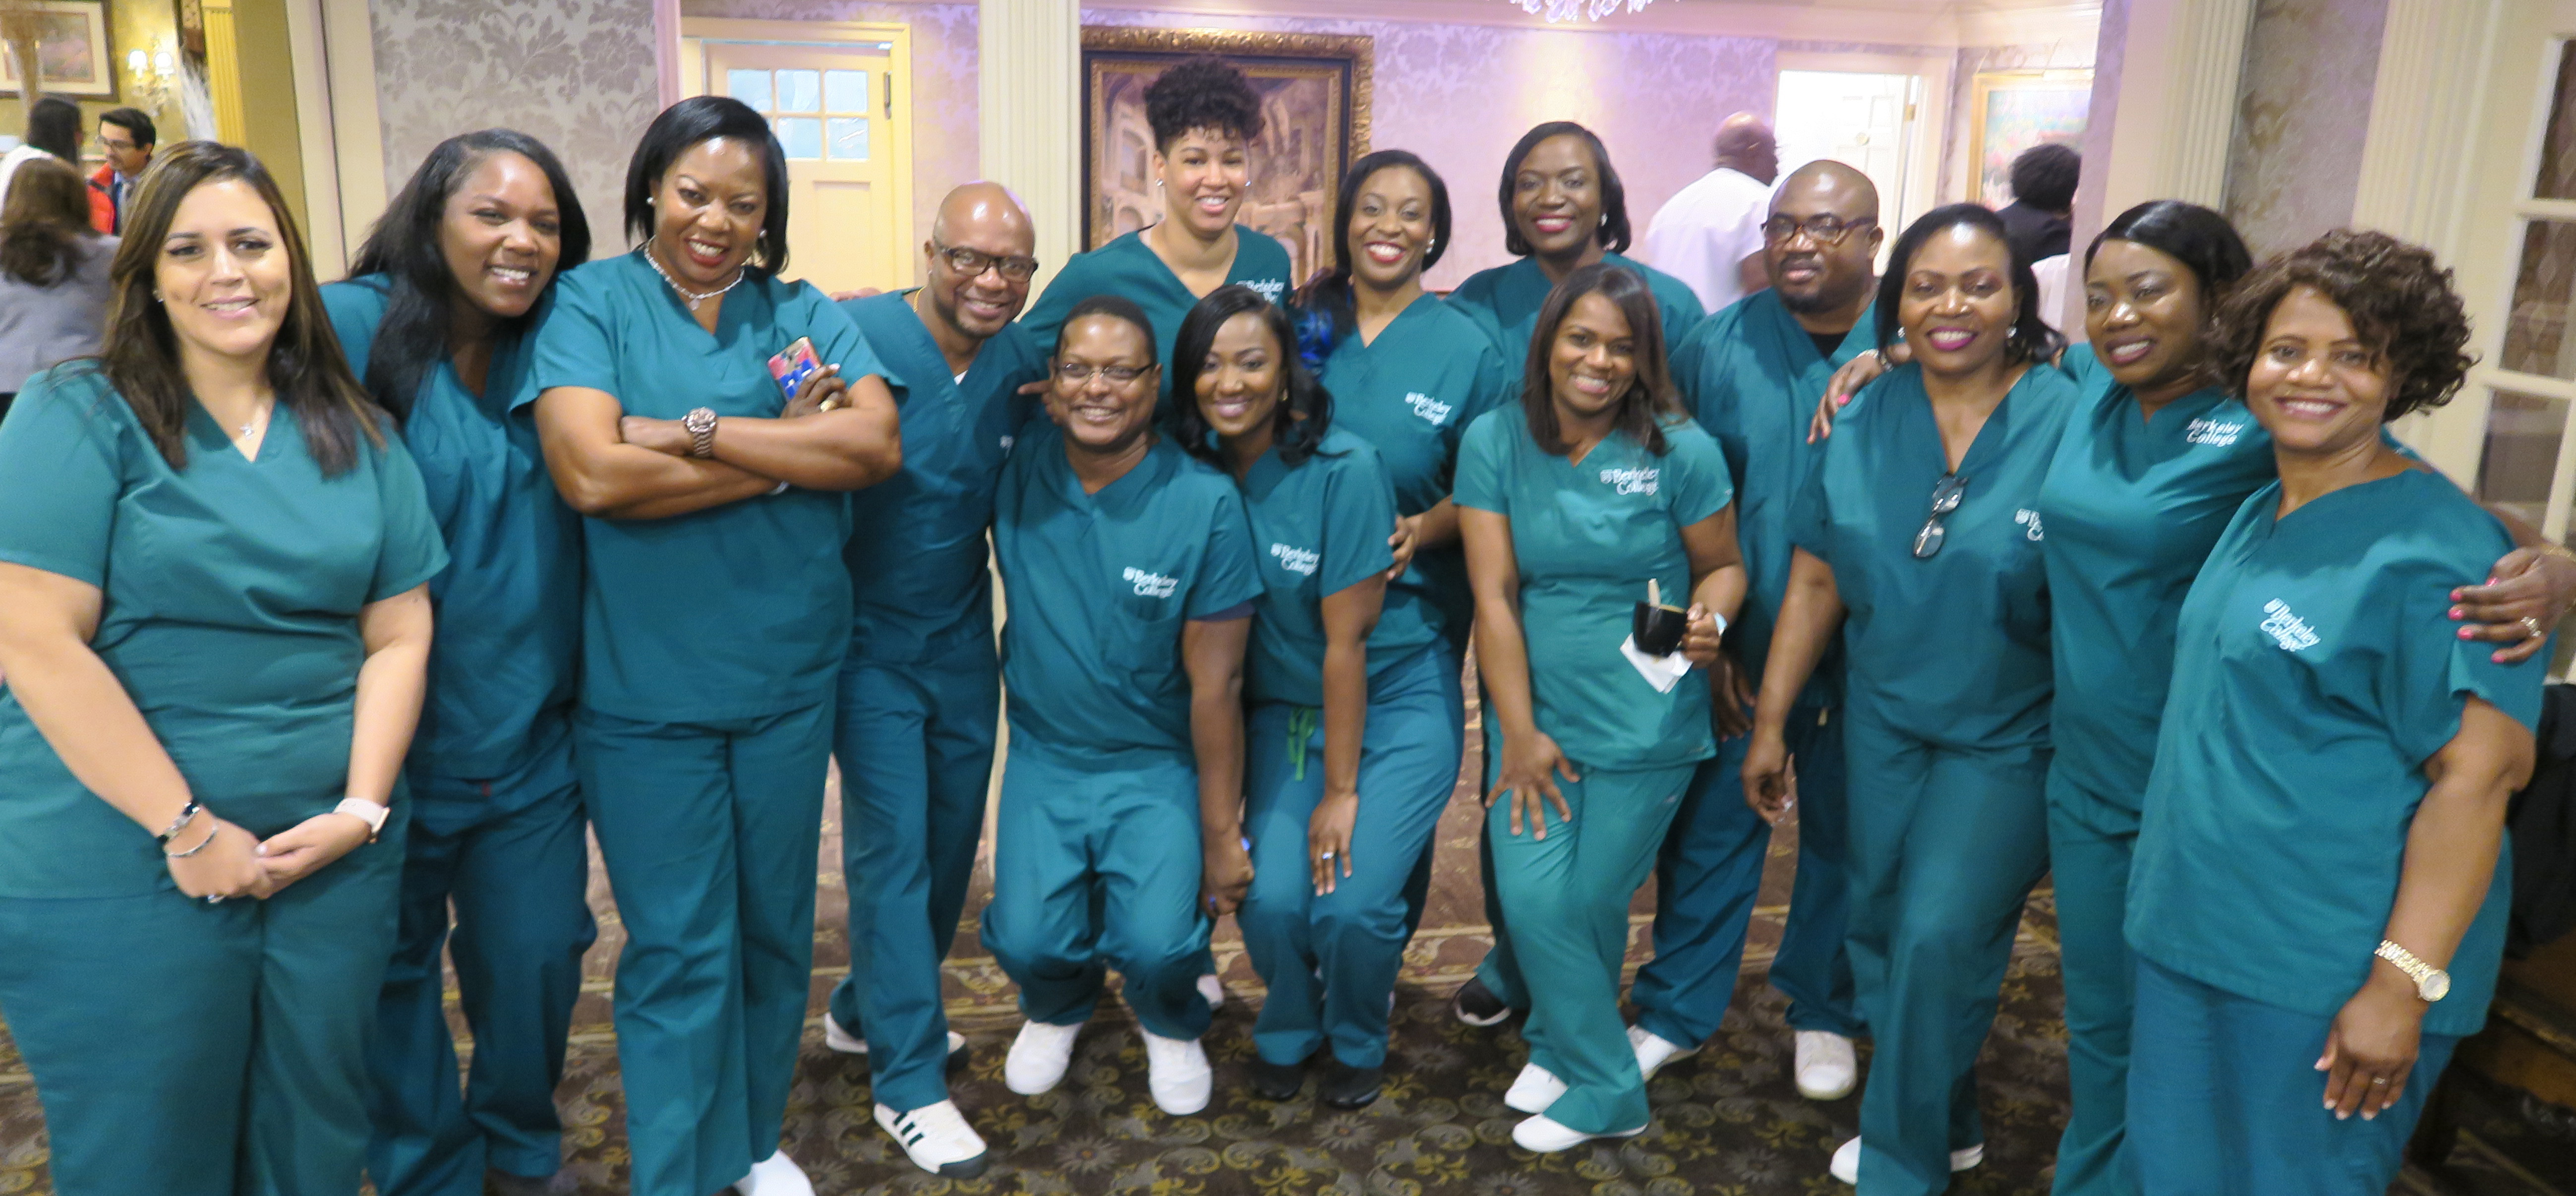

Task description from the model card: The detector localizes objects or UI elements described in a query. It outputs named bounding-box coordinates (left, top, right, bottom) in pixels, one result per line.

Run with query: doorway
left=1773, top=53, right=1949, bottom=267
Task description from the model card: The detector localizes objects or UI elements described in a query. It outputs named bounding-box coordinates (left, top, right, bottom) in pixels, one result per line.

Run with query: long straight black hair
left=623, top=96, right=792, bottom=274
left=349, top=130, right=591, bottom=423
left=1172, top=285, right=1336, bottom=468
left=1873, top=202, right=2064, bottom=364
left=1292, top=149, right=1452, bottom=362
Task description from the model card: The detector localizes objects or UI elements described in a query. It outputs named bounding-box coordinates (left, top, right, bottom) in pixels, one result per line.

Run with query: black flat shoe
left=1320, top=1059, right=1384, bottom=1109
left=1247, top=1054, right=1307, bottom=1101
left=1452, top=976, right=1514, bottom=1026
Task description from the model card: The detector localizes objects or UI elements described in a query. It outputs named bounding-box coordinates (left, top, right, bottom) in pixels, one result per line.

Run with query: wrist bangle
left=165, top=817, right=220, bottom=858
left=154, top=800, right=202, bottom=847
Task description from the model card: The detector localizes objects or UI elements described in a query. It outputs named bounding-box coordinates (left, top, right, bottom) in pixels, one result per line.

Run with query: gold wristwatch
left=2376, top=939, right=2450, bottom=1002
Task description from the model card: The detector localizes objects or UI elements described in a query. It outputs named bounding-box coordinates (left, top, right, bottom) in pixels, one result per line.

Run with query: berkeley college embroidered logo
left=2260, top=599, right=2320, bottom=652
left=1270, top=543, right=1319, bottom=576
left=1599, top=467, right=1659, bottom=495
left=1122, top=566, right=1178, bottom=598
left=2185, top=417, right=2246, bottom=446
left=1244, top=280, right=1286, bottom=303
left=2014, top=509, right=2045, bottom=540
left=1405, top=391, right=1453, bottom=425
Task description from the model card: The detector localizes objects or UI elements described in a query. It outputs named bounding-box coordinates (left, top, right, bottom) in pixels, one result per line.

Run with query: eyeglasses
left=1913, top=473, right=1966, bottom=559
left=935, top=242, right=1040, bottom=282
left=1761, top=214, right=1876, bottom=246
left=1054, top=360, right=1151, bottom=386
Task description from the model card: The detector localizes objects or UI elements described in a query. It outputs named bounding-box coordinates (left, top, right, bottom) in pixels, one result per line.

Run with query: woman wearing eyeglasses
left=1741, top=203, right=2076, bottom=1195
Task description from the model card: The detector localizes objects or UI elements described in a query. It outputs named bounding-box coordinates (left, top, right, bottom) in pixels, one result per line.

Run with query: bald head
left=921, top=181, right=1038, bottom=344
left=1773, top=160, right=1879, bottom=225
left=1712, top=113, right=1778, bottom=184
left=1763, top=160, right=1882, bottom=324
left=929, top=180, right=1035, bottom=253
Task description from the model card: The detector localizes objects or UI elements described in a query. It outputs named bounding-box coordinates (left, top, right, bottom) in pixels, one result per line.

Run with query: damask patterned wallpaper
left=2224, top=0, right=2388, bottom=258
left=365, top=0, right=663, bottom=254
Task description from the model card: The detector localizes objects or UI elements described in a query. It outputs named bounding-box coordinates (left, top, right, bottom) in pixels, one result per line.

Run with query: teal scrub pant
left=0, top=806, right=409, bottom=1196
left=1842, top=710, right=2051, bottom=1196
left=824, top=637, right=998, bottom=1113
left=1239, top=646, right=1464, bottom=1068
left=2126, top=957, right=2459, bottom=1196
left=1633, top=705, right=1862, bottom=1048
left=980, top=739, right=1214, bottom=1039
left=2045, top=769, right=2142, bottom=1196
left=368, top=739, right=596, bottom=1196
left=576, top=703, right=832, bottom=1196
left=1475, top=751, right=1698, bottom=1134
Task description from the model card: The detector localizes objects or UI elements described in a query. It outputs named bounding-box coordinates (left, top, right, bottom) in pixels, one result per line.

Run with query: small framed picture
left=0, top=1, right=116, bottom=99
left=1968, top=69, right=2092, bottom=207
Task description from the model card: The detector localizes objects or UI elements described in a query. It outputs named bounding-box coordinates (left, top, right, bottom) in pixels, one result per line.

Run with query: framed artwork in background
left=1968, top=68, right=2091, bottom=207
left=0, top=1, right=115, bottom=98
left=1080, top=26, right=1373, bottom=288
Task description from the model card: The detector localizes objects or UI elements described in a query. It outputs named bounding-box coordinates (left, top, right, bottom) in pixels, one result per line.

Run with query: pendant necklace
left=645, top=237, right=746, bottom=310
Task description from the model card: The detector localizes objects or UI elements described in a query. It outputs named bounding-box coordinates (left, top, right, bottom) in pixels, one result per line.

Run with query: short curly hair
left=2008, top=143, right=2080, bottom=212
left=2211, top=229, right=2475, bottom=423
left=1144, top=56, right=1264, bottom=153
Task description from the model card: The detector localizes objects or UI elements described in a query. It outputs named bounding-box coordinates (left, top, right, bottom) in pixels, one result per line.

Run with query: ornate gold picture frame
left=1081, top=27, right=1373, bottom=286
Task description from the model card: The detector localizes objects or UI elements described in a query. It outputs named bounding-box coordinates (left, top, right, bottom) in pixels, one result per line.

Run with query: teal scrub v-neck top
left=0, top=365, right=448, bottom=897
left=1791, top=362, right=2076, bottom=750
left=1674, top=290, right=1873, bottom=707
left=1018, top=226, right=1294, bottom=409
left=324, top=276, right=581, bottom=781
left=992, top=425, right=1264, bottom=766
left=1454, top=408, right=1734, bottom=771
left=2039, top=343, right=2277, bottom=811
left=1314, top=293, right=1514, bottom=653
left=2128, top=471, right=2543, bottom=1037
left=839, top=290, right=1045, bottom=665
left=527, top=250, right=887, bottom=722
left=1234, top=426, right=1434, bottom=706
left=1445, top=253, right=1706, bottom=381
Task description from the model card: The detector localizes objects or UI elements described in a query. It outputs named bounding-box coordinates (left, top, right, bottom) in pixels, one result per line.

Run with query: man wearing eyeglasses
left=1641, top=113, right=1779, bottom=314
left=88, top=108, right=153, bottom=235
left=821, top=182, right=1050, bottom=1179
left=1628, top=160, right=1882, bottom=1103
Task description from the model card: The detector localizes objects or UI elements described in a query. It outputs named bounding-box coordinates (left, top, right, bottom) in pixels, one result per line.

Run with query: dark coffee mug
left=1633, top=601, right=1688, bottom=657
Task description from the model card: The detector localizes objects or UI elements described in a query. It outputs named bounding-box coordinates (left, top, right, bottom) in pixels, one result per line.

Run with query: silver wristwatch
left=683, top=407, right=719, bottom=458
left=2376, top=939, right=2450, bottom=1002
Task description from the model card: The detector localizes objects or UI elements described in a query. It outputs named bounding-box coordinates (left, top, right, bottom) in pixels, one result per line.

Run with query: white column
left=2350, top=0, right=2508, bottom=260
left=2093, top=0, right=2257, bottom=216
left=980, top=0, right=1081, bottom=295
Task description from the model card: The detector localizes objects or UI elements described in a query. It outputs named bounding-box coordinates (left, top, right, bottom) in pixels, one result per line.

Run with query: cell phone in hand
left=767, top=337, right=821, bottom=402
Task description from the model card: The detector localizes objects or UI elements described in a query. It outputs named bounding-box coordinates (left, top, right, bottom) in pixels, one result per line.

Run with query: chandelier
left=1516, top=0, right=1656, bottom=21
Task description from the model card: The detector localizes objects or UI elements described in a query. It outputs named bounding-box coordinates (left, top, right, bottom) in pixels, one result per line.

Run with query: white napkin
left=1620, top=634, right=1693, bottom=693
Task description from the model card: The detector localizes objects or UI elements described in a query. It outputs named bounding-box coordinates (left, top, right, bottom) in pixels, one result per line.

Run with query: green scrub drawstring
left=1287, top=706, right=1321, bottom=781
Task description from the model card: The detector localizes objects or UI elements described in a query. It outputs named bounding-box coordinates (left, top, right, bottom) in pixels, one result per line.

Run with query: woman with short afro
left=1020, top=55, right=1295, bottom=415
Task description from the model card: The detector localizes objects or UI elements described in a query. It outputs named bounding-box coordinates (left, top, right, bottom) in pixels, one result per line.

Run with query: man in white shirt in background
left=1644, top=113, right=1778, bottom=314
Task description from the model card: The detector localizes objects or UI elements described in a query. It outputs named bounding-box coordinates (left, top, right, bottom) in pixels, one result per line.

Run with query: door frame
left=1774, top=49, right=1952, bottom=239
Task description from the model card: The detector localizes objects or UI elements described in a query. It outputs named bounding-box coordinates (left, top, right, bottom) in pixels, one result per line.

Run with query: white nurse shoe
left=1503, top=1061, right=1568, bottom=1113
left=1140, top=1028, right=1213, bottom=1115
left=1794, top=1030, right=1859, bottom=1100
left=821, top=1011, right=968, bottom=1063
left=732, top=1150, right=815, bottom=1196
left=1511, top=1113, right=1647, bottom=1153
left=1827, top=1136, right=1985, bottom=1185
left=1628, top=1023, right=1699, bottom=1081
left=1005, top=1019, right=1082, bottom=1094
left=876, top=1099, right=991, bottom=1178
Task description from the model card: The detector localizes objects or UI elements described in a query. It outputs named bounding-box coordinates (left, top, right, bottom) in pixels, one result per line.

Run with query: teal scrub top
left=838, top=290, right=1046, bottom=664
left=992, top=424, right=1264, bottom=765
left=526, top=250, right=887, bottom=722
left=1453, top=408, right=1734, bottom=771
left=1018, top=226, right=1294, bottom=409
left=1790, top=362, right=2076, bottom=750
left=1674, top=290, right=1874, bottom=708
left=1445, top=253, right=1706, bottom=381
left=323, top=277, right=581, bottom=781
left=2127, top=471, right=2544, bottom=1036
left=0, top=365, right=448, bottom=897
left=2039, top=343, right=2277, bottom=809
left=1313, top=293, right=1514, bottom=651
left=1234, top=426, right=1434, bottom=706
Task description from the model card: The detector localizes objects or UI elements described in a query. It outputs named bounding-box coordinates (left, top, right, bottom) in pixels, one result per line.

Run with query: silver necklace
left=644, top=238, right=746, bottom=309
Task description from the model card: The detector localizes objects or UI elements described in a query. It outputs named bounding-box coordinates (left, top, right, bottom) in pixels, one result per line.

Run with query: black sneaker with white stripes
left=1451, top=975, right=1515, bottom=1026
left=874, top=1099, right=990, bottom=1178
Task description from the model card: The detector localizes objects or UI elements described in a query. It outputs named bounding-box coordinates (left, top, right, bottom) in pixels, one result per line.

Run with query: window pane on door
left=2505, top=220, right=2576, bottom=378
left=825, top=69, right=869, bottom=114
left=2476, top=390, right=2569, bottom=530
left=725, top=68, right=771, bottom=112
left=776, top=117, right=821, bottom=160
left=777, top=69, right=821, bottom=114
left=2537, top=42, right=2576, bottom=199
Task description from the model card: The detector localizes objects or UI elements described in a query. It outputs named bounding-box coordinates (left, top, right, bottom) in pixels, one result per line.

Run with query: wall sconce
left=125, top=39, right=176, bottom=110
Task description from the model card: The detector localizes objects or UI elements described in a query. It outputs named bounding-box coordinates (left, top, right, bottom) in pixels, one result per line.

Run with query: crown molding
left=1078, top=0, right=2102, bottom=48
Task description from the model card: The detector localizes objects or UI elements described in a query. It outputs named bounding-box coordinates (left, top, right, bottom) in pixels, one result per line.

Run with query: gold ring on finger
left=2370, top=1076, right=2388, bottom=1086
left=2522, top=615, right=2545, bottom=639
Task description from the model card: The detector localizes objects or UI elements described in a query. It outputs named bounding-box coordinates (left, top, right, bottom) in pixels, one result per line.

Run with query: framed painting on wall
left=1081, top=26, right=1372, bottom=288
left=1968, top=69, right=2091, bottom=206
left=0, top=1, right=115, bottom=98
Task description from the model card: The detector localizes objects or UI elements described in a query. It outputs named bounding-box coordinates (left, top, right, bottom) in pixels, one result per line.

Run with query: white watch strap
left=334, top=797, right=389, bottom=840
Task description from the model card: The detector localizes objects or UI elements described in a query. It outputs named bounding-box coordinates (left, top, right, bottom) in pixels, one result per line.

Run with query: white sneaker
left=1503, top=1062, right=1568, bottom=1114
left=1140, top=1028, right=1212, bottom=1115
left=823, top=1012, right=968, bottom=1061
left=732, top=1151, right=815, bottom=1196
left=875, top=1100, right=990, bottom=1178
left=1627, top=1024, right=1698, bottom=1081
left=1512, top=1112, right=1647, bottom=1153
left=1004, top=1020, right=1081, bottom=1094
left=1198, top=973, right=1226, bottom=1008
left=1794, top=1030, right=1859, bottom=1100
left=1827, top=1137, right=1984, bottom=1185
